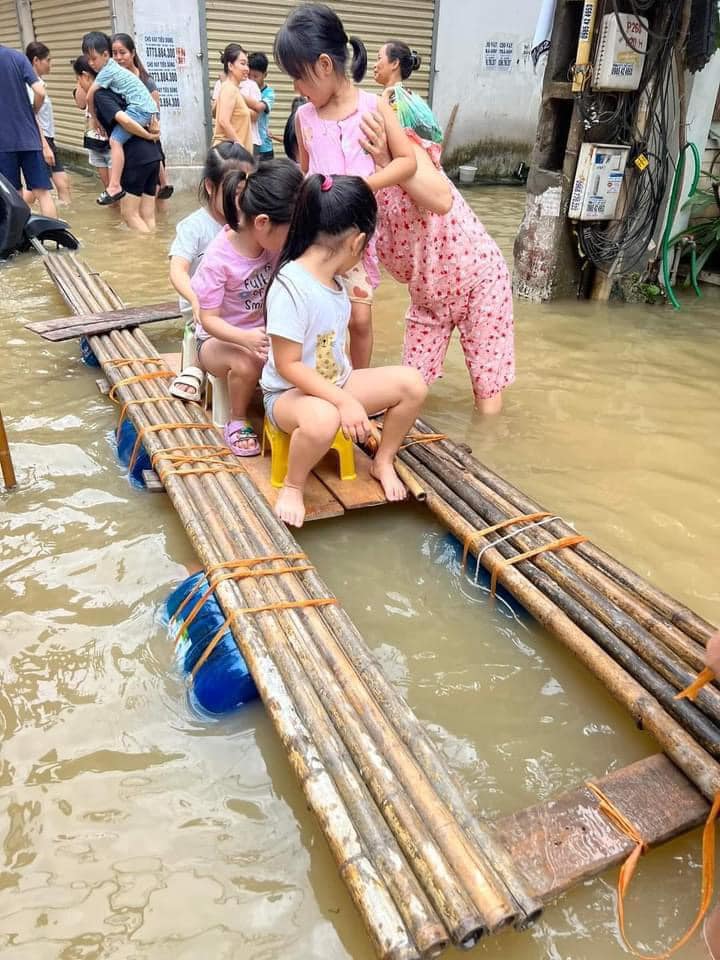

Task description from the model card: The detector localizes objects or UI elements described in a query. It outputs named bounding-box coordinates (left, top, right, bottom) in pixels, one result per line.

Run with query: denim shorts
left=262, top=390, right=283, bottom=429
left=110, top=107, right=155, bottom=145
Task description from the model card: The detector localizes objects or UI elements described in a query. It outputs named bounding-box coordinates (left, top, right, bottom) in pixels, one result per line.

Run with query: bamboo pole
left=412, top=478, right=720, bottom=801
left=88, top=334, right=425, bottom=960
left=401, top=442, right=720, bottom=727
left=105, top=328, right=513, bottom=939
left=399, top=448, right=720, bottom=759
left=124, top=325, right=541, bottom=929
left=414, top=418, right=717, bottom=647
left=0, top=408, right=17, bottom=490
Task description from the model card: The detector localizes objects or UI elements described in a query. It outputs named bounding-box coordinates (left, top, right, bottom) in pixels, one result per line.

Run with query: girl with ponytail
left=189, top=158, right=303, bottom=457
left=260, top=174, right=427, bottom=528
left=273, top=3, right=416, bottom=370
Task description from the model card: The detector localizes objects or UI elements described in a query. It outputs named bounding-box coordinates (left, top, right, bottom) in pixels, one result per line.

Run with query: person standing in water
left=24, top=42, right=72, bottom=204
left=373, top=40, right=443, bottom=144
left=212, top=44, right=254, bottom=154
left=0, top=42, right=57, bottom=219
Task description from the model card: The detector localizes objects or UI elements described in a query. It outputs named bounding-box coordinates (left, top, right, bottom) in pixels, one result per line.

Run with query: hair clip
left=321, top=175, right=333, bottom=192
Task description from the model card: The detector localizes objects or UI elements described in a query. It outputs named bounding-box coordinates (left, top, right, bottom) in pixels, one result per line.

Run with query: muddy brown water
left=0, top=175, right=718, bottom=960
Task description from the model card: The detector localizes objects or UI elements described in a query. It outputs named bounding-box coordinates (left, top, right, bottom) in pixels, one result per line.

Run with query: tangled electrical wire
left=576, top=0, right=685, bottom=275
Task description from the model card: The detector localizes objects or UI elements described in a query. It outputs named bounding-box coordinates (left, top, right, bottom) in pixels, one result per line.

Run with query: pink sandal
left=224, top=419, right=261, bottom=457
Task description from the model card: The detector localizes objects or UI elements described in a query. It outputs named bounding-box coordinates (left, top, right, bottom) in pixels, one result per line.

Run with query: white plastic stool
left=207, top=374, right=230, bottom=428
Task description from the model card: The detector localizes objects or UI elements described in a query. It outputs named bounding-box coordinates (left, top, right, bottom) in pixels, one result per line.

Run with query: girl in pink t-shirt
left=273, top=3, right=417, bottom=369
left=191, top=159, right=304, bottom=455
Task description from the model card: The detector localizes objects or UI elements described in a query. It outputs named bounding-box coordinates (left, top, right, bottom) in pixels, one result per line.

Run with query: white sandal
left=169, top=366, right=204, bottom=403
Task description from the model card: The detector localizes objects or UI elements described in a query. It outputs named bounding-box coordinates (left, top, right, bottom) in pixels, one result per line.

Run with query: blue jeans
left=110, top=108, right=155, bottom=146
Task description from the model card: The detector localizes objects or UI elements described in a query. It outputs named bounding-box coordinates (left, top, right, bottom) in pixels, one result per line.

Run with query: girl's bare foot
left=275, top=483, right=306, bottom=527
left=370, top=459, right=407, bottom=502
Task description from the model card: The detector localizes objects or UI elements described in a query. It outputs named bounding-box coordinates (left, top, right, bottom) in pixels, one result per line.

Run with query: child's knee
left=402, top=367, right=428, bottom=403
left=299, top=400, right=340, bottom=440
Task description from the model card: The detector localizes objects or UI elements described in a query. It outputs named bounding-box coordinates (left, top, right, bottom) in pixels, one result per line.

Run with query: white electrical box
left=569, top=143, right=630, bottom=221
left=593, top=12, right=648, bottom=91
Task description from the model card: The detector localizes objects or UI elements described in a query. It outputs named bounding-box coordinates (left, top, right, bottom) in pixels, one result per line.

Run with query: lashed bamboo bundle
left=43, top=253, right=543, bottom=958
left=392, top=419, right=720, bottom=802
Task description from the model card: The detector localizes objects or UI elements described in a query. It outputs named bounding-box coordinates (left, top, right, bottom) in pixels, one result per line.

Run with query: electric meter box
left=569, top=143, right=630, bottom=221
left=592, top=12, right=648, bottom=91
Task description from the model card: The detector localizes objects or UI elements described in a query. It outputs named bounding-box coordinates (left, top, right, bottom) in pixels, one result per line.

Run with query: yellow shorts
left=343, top=260, right=374, bottom=305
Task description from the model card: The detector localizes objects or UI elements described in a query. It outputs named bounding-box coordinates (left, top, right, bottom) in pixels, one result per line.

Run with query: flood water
left=1, top=173, right=719, bottom=960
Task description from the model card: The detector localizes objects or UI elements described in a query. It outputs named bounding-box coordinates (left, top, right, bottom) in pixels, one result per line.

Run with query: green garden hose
left=661, top=141, right=701, bottom=310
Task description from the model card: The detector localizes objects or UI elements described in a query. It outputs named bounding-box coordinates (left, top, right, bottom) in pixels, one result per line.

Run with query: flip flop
left=169, top=366, right=204, bottom=403
left=224, top=419, right=261, bottom=457
left=157, top=185, right=174, bottom=200
left=97, top=189, right=126, bottom=205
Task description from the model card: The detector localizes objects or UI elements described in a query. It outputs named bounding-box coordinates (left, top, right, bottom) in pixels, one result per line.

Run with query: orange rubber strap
left=108, top=370, right=175, bottom=403
left=158, top=464, right=248, bottom=483
left=190, top=597, right=338, bottom=679
left=127, top=422, right=217, bottom=473
left=105, top=357, right=165, bottom=369
left=151, top=444, right=231, bottom=467
left=490, top=534, right=588, bottom=597
left=587, top=781, right=720, bottom=959
left=176, top=564, right=315, bottom=641
left=116, top=396, right=172, bottom=437
left=169, top=554, right=307, bottom=630
left=675, top=667, right=715, bottom=702
left=400, top=433, right=448, bottom=450
left=461, top=512, right=553, bottom=571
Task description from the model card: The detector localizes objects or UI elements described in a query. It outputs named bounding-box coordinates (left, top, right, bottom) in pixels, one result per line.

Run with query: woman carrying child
left=190, top=159, right=304, bottom=457
left=168, top=141, right=255, bottom=402
left=261, top=174, right=427, bottom=528
left=111, top=32, right=173, bottom=200
left=273, top=2, right=417, bottom=369
left=360, top=113, right=515, bottom=413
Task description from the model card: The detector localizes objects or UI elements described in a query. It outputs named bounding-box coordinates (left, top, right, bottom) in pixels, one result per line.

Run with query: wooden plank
left=95, top=377, right=110, bottom=396
left=493, top=754, right=709, bottom=903
left=25, top=301, right=182, bottom=341
left=244, top=454, right=345, bottom=523
left=313, top=445, right=388, bottom=510
left=141, top=470, right=166, bottom=493
left=159, top=352, right=182, bottom=375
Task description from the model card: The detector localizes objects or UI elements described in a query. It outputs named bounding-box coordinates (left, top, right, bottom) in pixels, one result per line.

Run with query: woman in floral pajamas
left=365, top=124, right=515, bottom=413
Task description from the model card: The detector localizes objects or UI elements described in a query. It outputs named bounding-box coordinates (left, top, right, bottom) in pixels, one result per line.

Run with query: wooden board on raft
left=25, top=301, right=182, bottom=341
left=313, top=446, right=386, bottom=510
left=494, top=753, right=709, bottom=902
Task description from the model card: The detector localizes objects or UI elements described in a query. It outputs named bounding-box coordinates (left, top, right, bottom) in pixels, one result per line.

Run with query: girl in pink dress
left=363, top=122, right=515, bottom=414
left=273, top=2, right=417, bottom=369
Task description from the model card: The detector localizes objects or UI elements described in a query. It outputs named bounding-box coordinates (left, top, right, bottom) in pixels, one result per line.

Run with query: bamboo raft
left=26, top=250, right=719, bottom=958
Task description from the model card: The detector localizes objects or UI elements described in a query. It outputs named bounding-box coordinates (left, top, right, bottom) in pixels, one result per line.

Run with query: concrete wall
left=120, top=0, right=207, bottom=189
left=431, top=0, right=545, bottom=175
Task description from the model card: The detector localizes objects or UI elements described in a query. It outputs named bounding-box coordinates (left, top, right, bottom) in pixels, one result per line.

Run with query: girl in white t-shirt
left=168, top=141, right=255, bottom=402
left=261, top=173, right=427, bottom=527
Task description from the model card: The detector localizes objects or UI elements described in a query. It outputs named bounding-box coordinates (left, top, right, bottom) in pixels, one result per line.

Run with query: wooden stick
left=415, top=417, right=717, bottom=646
left=25, top=301, right=182, bottom=341
left=0, top=408, right=17, bottom=490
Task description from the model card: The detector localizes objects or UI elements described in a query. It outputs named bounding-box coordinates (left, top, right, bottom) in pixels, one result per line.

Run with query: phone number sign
left=143, top=33, right=181, bottom=110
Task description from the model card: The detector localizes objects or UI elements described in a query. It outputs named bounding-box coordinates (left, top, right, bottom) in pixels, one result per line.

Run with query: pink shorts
left=402, top=255, right=515, bottom=401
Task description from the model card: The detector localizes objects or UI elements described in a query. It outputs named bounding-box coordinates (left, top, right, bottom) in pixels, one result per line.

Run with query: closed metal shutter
left=205, top=0, right=436, bottom=153
left=0, top=0, right=21, bottom=49
left=30, top=0, right=112, bottom=151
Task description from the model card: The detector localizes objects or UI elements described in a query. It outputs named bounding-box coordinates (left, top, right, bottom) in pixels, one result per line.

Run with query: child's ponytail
left=348, top=35, right=367, bottom=83
left=221, top=168, right=249, bottom=231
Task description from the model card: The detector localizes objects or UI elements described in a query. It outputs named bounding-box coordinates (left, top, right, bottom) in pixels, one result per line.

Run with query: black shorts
left=122, top=160, right=160, bottom=197
left=44, top=137, right=64, bottom=173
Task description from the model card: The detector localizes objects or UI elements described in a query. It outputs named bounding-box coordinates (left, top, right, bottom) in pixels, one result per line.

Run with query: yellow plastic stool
left=262, top=416, right=356, bottom=488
